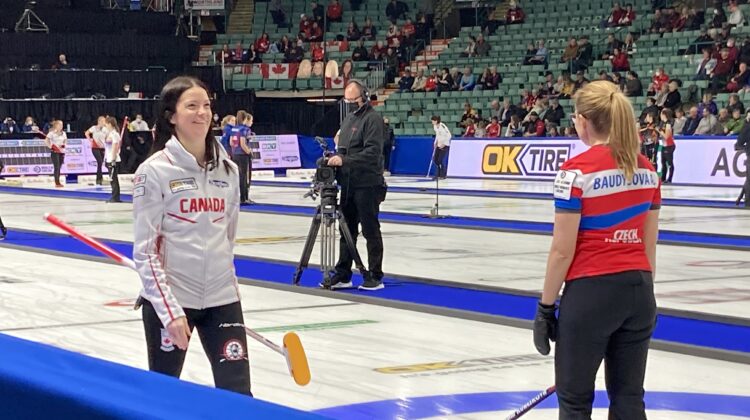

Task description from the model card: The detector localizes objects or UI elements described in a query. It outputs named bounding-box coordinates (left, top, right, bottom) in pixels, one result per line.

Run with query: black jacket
left=545, top=105, right=565, bottom=125
left=682, top=116, right=701, bottom=135
left=663, top=90, right=682, bottom=111
left=737, top=121, right=750, bottom=154
left=336, top=103, right=385, bottom=189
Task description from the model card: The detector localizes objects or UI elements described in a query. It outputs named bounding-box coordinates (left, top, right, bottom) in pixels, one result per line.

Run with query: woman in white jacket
left=132, top=76, right=250, bottom=395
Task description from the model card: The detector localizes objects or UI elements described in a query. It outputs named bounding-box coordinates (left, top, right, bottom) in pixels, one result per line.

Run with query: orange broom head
left=282, top=332, right=311, bottom=386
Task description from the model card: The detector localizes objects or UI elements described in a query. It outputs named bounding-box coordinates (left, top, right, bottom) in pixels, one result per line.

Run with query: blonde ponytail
left=608, top=92, right=639, bottom=181
left=573, top=81, right=640, bottom=181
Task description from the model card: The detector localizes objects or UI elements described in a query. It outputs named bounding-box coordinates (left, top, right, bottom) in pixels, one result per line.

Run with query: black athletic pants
left=555, top=271, right=656, bottom=420
left=335, top=185, right=385, bottom=281
left=383, top=142, right=393, bottom=172
left=434, top=146, right=449, bottom=178
left=51, top=152, right=64, bottom=184
left=106, top=162, right=120, bottom=201
left=142, top=299, right=252, bottom=396
left=661, top=145, right=675, bottom=183
left=233, top=154, right=250, bottom=202
left=92, top=148, right=104, bottom=185
left=641, top=143, right=656, bottom=167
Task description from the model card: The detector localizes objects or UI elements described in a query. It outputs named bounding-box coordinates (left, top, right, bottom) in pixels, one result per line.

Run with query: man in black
left=383, top=117, right=395, bottom=175
left=735, top=112, right=750, bottom=208
left=326, top=80, right=387, bottom=291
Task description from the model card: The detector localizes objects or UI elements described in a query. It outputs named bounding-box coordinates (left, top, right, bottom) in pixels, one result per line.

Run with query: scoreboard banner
left=446, top=137, right=746, bottom=187
left=0, top=138, right=103, bottom=176
left=251, top=134, right=302, bottom=169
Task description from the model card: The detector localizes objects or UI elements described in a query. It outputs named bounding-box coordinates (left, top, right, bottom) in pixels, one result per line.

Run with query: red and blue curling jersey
left=553, top=145, right=661, bottom=281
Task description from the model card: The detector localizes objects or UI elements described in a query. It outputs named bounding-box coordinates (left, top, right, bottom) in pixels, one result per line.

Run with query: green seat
left=262, top=79, right=278, bottom=90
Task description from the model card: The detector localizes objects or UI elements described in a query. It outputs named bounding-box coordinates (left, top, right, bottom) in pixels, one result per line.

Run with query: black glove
left=533, top=301, right=558, bottom=355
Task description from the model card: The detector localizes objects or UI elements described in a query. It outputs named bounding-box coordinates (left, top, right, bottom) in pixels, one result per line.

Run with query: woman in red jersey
left=533, top=80, right=661, bottom=419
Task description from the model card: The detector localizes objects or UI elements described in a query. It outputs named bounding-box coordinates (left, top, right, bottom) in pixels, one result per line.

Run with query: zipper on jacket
left=201, top=168, right=209, bottom=309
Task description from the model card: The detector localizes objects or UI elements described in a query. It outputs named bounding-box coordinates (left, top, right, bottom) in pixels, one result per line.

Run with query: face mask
left=344, top=99, right=361, bottom=114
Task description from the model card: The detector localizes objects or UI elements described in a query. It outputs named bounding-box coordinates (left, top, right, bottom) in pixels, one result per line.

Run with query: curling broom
left=504, top=385, right=556, bottom=420
left=43, top=212, right=311, bottom=386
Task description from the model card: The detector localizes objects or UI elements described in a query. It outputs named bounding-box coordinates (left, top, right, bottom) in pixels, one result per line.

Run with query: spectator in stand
left=601, top=33, right=624, bottom=60
left=672, top=6, right=689, bottom=32
left=561, top=37, right=579, bottom=64
left=673, top=108, right=687, bottom=134
left=352, top=39, right=369, bottom=62
left=546, top=123, right=560, bottom=137
left=255, top=33, right=271, bottom=54
left=727, top=62, right=750, bottom=92
left=663, top=80, right=682, bottom=111
left=602, top=2, right=624, bottom=28
left=411, top=69, right=427, bottom=92
left=654, top=83, right=669, bottom=108
left=648, top=67, right=669, bottom=95
left=622, top=33, right=637, bottom=57
left=402, top=19, right=416, bottom=45
left=309, top=22, right=324, bottom=42
left=725, top=108, right=745, bottom=135
left=327, top=0, right=343, bottom=25
left=727, top=93, right=746, bottom=114
left=347, top=22, right=361, bottom=41
left=522, top=42, right=537, bottom=65
left=649, top=9, right=662, bottom=33
left=21, top=116, right=37, bottom=132
left=687, top=8, right=703, bottom=31
left=573, top=71, right=590, bottom=92
left=500, top=98, right=519, bottom=125
left=611, top=48, right=630, bottom=72
left=424, top=69, right=438, bottom=92
left=618, top=3, right=636, bottom=26
left=709, top=48, right=734, bottom=92
left=130, top=114, right=149, bottom=131
left=545, top=98, right=565, bottom=125
left=270, top=0, right=286, bottom=27
left=482, top=66, right=501, bottom=91
left=612, top=72, right=627, bottom=91
left=540, top=71, right=556, bottom=96
left=475, top=121, right=487, bottom=138
left=458, top=66, right=476, bottom=91
left=559, top=73, right=576, bottom=99
left=572, top=36, right=593, bottom=73
left=711, top=6, right=727, bottom=30
left=386, top=24, right=402, bottom=48
left=528, top=40, right=549, bottom=65
left=695, top=48, right=717, bottom=80
left=460, top=102, right=478, bottom=126
left=523, top=112, right=546, bottom=137
left=682, top=106, right=702, bottom=135
left=284, top=44, right=304, bottom=63
left=0, top=118, right=18, bottom=134
left=696, top=107, right=720, bottom=134
left=461, top=36, right=477, bottom=58
left=740, top=37, right=750, bottom=66
left=450, top=67, right=462, bottom=90
left=398, top=68, right=415, bottom=92
left=475, top=34, right=491, bottom=57
left=486, top=116, right=501, bottom=137
left=521, top=89, right=538, bottom=112
left=232, top=41, right=245, bottom=63
left=361, top=17, right=377, bottom=40
left=658, top=7, right=675, bottom=33
left=718, top=107, right=731, bottom=127
left=505, top=114, right=523, bottom=137
left=52, top=54, right=70, bottom=70
left=274, top=36, right=292, bottom=54
left=216, top=44, right=232, bottom=64
left=686, top=27, right=712, bottom=55
left=384, top=48, right=399, bottom=83
left=310, top=1, right=324, bottom=25
left=312, top=42, right=326, bottom=62
left=246, top=44, right=262, bottom=64
left=415, top=13, right=430, bottom=41
left=386, top=0, right=408, bottom=24
left=527, top=97, right=549, bottom=121
left=462, top=118, right=476, bottom=137
left=506, top=0, right=525, bottom=25
left=728, top=2, right=745, bottom=27
left=299, top=14, right=312, bottom=35
left=599, top=70, right=614, bottom=83
left=490, top=100, right=504, bottom=122
left=726, top=37, right=740, bottom=63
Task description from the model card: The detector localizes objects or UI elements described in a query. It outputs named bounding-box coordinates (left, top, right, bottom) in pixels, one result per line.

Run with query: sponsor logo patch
left=209, top=179, right=229, bottom=188
left=221, top=339, right=246, bottom=362
left=133, top=186, right=145, bottom=198
left=134, top=174, right=147, bottom=186
left=160, top=328, right=175, bottom=352
left=169, top=178, right=197, bottom=193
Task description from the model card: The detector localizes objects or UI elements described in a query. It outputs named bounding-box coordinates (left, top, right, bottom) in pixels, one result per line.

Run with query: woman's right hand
left=166, top=317, right=191, bottom=350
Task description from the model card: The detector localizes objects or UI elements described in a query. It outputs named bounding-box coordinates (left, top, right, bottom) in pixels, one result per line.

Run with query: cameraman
left=326, top=80, right=386, bottom=291
left=736, top=111, right=750, bottom=207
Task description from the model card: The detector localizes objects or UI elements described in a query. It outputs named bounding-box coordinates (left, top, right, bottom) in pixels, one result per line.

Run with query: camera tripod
left=292, top=183, right=370, bottom=289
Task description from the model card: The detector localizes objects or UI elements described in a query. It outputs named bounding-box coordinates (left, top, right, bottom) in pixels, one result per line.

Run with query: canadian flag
left=265, top=63, right=300, bottom=79
left=326, top=76, right=346, bottom=89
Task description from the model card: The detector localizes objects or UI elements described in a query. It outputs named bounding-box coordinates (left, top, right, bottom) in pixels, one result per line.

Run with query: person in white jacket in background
left=431, top=115, right=452, bottom=179
left=132, top=76, right=251, bottom=396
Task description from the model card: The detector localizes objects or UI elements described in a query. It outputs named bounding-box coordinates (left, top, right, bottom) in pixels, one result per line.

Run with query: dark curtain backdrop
left=0, top=70, right=175, bottom=99
left=0, top=33, right=196, bottom=71
left=251, top=98, right=340, bottom=137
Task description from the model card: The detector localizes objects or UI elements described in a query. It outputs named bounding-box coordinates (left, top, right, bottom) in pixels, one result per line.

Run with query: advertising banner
left=446, top=137, right=746, bottom=187
left=0, top=138, right=103, bottom=176
left=249, top=134, right=302, bottom=169
left=187, top=0, right=224, bottom=10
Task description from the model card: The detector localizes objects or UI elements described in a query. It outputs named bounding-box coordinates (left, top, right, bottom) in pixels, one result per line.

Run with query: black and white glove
left=533, top=301, right=558, bottom=355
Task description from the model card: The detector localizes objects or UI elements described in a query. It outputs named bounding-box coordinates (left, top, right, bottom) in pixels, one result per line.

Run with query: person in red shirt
left=533, top=80, right=660, bottom=419
left=424, top=69, right=438, bottom=92
left=618, top=3, right=636, bottom=26
left=648, top=67, right=669, bottom=95
left=710, top=48, right=734, bottom=92
left=299, top=14, right=312, bottom=35
left=216, top=44, right=232, bottom=64
left=309, top=22, right=323, bottom=42
left=311, top=42, right=325, bottom=62
left=486, top=116, right=501, bottom=137
left=254, top=33, right=270, bottom=54
left=604, top=2, right=624, bottom=27
left=463, top=118, right=476, bottom=137
left=610, top=47, right=630, bottom=72
left=401, top=18, right=416, bottom=45
left=523, top=112, right=545, bottom=136
left=506, top=0, right=525, bottom=24
left=327, top=0, right=342, bottom=23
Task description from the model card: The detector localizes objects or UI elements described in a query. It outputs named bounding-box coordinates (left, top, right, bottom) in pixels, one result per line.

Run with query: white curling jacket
left=434, top=122, right=452, bottom=148
left=132, top=136, right=241, bottom=327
